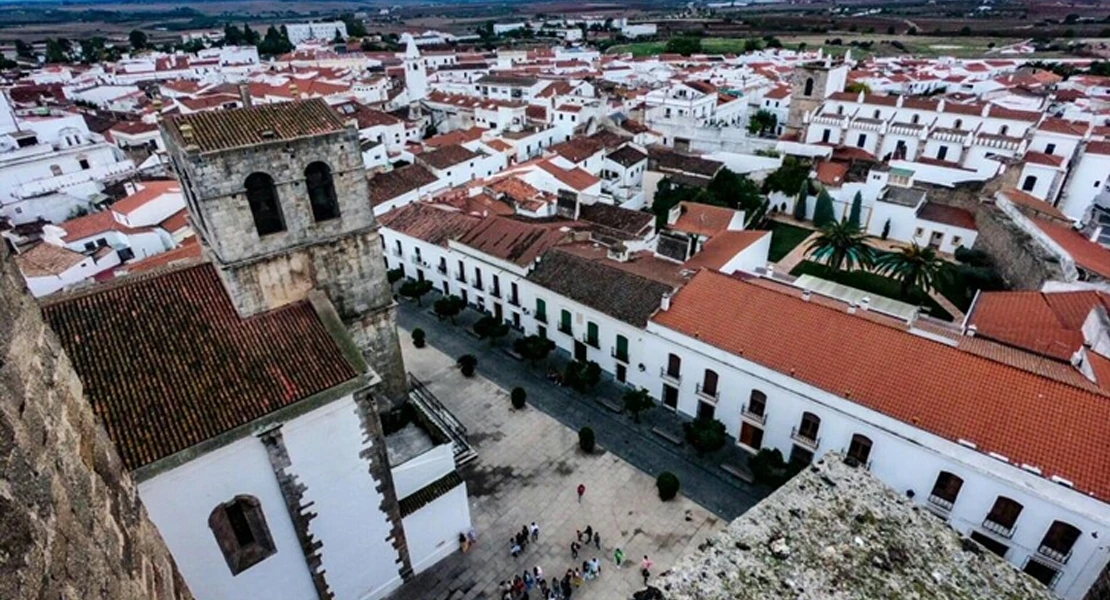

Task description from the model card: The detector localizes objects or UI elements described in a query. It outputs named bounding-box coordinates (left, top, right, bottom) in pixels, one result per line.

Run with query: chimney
left=859, top=296, right=870, bottom=311
left=660, top=292, right=671, bottom=311
left=967, top=324, right=978, bottom=337
left=765, top=264, right=775, bottom=278
left=847, top=301, right=857, bottom=315
left=802, top=288, right=812, bottom=302
left=238, top=83, right=252, bottom=108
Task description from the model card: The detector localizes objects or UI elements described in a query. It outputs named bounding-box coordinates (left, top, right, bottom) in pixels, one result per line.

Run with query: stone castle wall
left=0, top=243, right=192, bottom=600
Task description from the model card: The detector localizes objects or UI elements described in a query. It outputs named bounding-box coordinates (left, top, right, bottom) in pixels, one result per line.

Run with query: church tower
left=160, top=99, right=407, bottom=401
left=402, top=34, right=427, bottom=102
left=784, top=59, right=849, bottom=138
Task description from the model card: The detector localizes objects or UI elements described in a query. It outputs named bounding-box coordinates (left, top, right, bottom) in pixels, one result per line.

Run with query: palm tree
left=805, top=221, right=873, bottom=272
left=874, top=244, right=952, bottom=299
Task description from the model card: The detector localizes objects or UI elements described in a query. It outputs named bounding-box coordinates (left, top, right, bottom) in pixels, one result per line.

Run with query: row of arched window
left=243, top=162, right=340, bottom=236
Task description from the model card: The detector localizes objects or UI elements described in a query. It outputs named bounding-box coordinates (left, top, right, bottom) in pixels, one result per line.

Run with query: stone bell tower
left=160, top=99, right=407, bottom=402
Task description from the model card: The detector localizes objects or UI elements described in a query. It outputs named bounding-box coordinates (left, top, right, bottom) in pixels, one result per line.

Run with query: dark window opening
left=929, top=471, right=963, bottom=510
left=847, top=434, right=872, bottom=465
left=244, top=172, right=286, bottom=236
left=662, top=384, right=678, bottom=409
left=984, top=496, right=1023, bottom=536
left=969, top=531, right=1009, bottom=558
left=803, top=77, right=814, bottom=97
left=1023, top=558, right=1060, bottom=587
left=1038, top=521, right=1081, bottom=563
left=1022, top=175, right=1037, bottom=192
left=209, top=495, right=276, bottom=575
left=747, top=390, right=766, bottom=417
left=305, top=161, right=340, bottom=222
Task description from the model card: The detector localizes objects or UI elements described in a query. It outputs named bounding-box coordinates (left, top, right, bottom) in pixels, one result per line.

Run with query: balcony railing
left=611, top=347, right=629, bottom=363
left=471, top=278, right=484, bottom=291
left=535, top=312, right=547, bottom=324
left=695, top=383, right=720, bottom=402
left=490, top=287, right=501, bottom=298
left=926, top=494, right=955, bottom=513
left=740, top=403, right=766, bottom=425
left=659, top=367, right=681, bottom=385
left=437, top=265, right=448, bottom=275
left=583, top=334, right=599, bottom=349
left=982, top=518, right=1016, bottom=539
left=455, top=272, right=466, bottom=283
left=790, top=426, right=820, bottom=450
left=558, top=323, right=573, bottom=335
left=508, top=295, right=520, bottom=307
left=410, top=254, right=423, bottom=264
left=1037, top=544, right=1073, bottom=565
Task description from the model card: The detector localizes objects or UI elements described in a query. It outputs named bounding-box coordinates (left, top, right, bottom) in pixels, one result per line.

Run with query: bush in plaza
left=511, top=387, right=527, bottom=409
left=656, top=471, right=680, bottom=501
left=457, top=354, right=478, bottom=377
left=578, top=426, right=596, bottom=453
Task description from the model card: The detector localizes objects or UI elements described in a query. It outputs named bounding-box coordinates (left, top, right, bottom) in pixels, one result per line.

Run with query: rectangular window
left=856, top=133, right=866, bottom=148
left=739, top=422, right=763, bottom=450
left=970, top=531, right=1009, bottom=558
left=537, top=324, right=547, bottom=339
left=696, top=401, right=715, bottom=421
left=1045, top=143, right=1056, bottom=155
left=559, top=309, right=572, bottom=334
left=821, top=129, right=831, bottom=143
left=614, top=334, right=629, bottom=362
left=937, top=145, right=948, bottom=161
left=586, top=322, right=599, bottom=348
left=616, top=363, right=627, bottom=383
left=535, top=298, right=547, bottom=322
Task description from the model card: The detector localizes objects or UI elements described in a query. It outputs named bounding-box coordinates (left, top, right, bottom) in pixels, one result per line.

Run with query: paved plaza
left=387, top=338, right=727, bottom=600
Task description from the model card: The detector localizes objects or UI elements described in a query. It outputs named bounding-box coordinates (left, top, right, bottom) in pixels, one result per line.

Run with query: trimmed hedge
left=578, top=427, right=596, bottom=453
left=511, top=387, right=527, bottom=409
left=656, top=471, right=680, bottom=501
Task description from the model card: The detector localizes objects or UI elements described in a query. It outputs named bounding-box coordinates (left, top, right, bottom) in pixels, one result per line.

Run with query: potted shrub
left=656, top=472, right=680, bottom=501
left=511, top=387, right=527, bottom=409
left=578, top=426, right=596, bottom=453
left=412, top=328, right=426, bottom=348
left=457, top=354, right=477, bottom=377
left=683, top=417, right=727, bottom=455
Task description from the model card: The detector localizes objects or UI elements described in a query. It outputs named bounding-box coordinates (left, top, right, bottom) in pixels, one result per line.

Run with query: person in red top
left=577, top=483, right=585, bottom=503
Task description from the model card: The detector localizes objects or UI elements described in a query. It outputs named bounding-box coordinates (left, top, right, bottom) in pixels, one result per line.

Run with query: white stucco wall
left=403, top=485, right=472, bottom=575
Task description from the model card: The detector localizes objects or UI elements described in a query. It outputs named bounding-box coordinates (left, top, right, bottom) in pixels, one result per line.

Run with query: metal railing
left=927, top=494, right=955, bottom=512
left=611, top=347, right=629, bottom=363
left=790, top=426, right=820, bottom=450
left=659, top=367, right=681, bottom=384
left=695, top=383, right=720, bottom=402
left=557, top=323, right=573, bottom=335
left=982, top=518, right=1016, bottom=539
left=408, top=373, right=477, bottom=466
left=471, top=278, right=484, bottom=290
left=1037, top=544, right=1072, bottom=565
left=740, top=403, right=766, bottom=425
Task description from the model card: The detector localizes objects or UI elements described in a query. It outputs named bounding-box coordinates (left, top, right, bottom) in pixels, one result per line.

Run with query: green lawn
left=609, top=37, right=758, bottom=57
left=766, top=222, right=813, bottom=263
left=790, top=260, right=954, bottom=322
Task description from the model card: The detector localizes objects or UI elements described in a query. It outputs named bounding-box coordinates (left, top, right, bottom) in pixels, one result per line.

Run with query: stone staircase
left=408, top=373, right=478, bottom=466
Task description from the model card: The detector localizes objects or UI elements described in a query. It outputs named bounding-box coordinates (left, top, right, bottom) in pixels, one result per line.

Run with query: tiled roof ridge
left=683, top=268, right=1110, bottom=399
left=550, top=246, right=678, bottom=291
left=42, top=259, right=208, bottom=307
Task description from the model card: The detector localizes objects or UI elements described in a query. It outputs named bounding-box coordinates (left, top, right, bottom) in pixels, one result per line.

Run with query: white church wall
left=402, top=485, right=472, bottom=575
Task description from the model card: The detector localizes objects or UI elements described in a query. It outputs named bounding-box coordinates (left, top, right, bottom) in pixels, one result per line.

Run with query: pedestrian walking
left=570, top=541, right=579, bottom=559
left=590, top=557, right=601, bottom=576
left=534, top=565, right=543, bottom=581
left=575, top=529, right=582, bottom=542
left=576, top=483, right=585, bottom=503
left=583, top=525, right=593, bottom=543
left=641, top=555, right=653, bottom=586
left=511, top=538, right=522, bottom=557
left=614, top=547, right=624, bottom=568
left=593, top=531, right=600, bottom=550
left=530, top=522, right=540, bottom=542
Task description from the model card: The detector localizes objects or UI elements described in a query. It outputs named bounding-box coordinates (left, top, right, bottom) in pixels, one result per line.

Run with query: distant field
left=609, top=33, right=1079, bottom=59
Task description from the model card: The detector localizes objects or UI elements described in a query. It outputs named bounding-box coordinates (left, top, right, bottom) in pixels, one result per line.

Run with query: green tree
left=129, top=29, right=148, bottom=51
left=473, top=315, right=509, bottom=344
left=341, top=13, right=368, bottom=37
left=806, top=220, right=873, bottom=272
left=847, top=191, right=862, bottom=228
left=224, top=24, right=244, bottom=45
left=792, top=187, right=808, bottom=221
left=45, top=38, right=72, bottom=64
left=812, top=187, right=836, bottom=227
left=398, top=279, right=434, bottom=306
left=747, top=109, right=778, bottom=137
left=743, top=38, right=762, bottom=53
left=332, top=30, right=346, bottom=44
left=763, top=156, right=811, bottom=197
left=563, top=360, right=601, bottom=393
left=656, top=471, right=680, bottom=500
left=387, top=267, right=404, bottom=287
left=665, top=36, right=702, bottom=56
left=511, top=387, right=527, bottom=409
left=707, top=168, right=764, bottom=213
left=457, top=354, right=478, bottom=377
left=622, top=388, right=654, bottom=423
left=411, top=328, right=426, bottom=348
left=434, top=295, right=465, bottom=323
left=683, top=417, right=727, bottom=455
left=513, top=335, right=555, bottom=365
left=243, top=23, right=261, bottom=45
left=874, top=243, right=952, bottom=298
left=15, top=40, right=33, bottom=59
left=258, top=25, right=292, bottom=56
left=845, top=81, right=871, bottom=94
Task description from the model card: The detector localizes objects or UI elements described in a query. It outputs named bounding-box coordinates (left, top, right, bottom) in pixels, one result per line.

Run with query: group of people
left=498, top=520, right=654, bottom=599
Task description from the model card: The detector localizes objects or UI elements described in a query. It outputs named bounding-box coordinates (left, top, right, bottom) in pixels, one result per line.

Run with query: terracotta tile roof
left=653, top=270, right=1110, bottom=503
left=1086, top=141, right=1110, bottom=157
left=998, top=188, right=1068, bottom=221
left=456, top=215, right=570, bottom=266
left=1025, top=151, right=1065, bottom=168
left=968, top=290, right=1107, bottom=360
left=525, top=105, right=547, bottom=121
left=1038, top=118, right=1088, bottom=137
left=378, top=202, right=481, bottom=246
left=120, top=238, right=202, bottom=274
left=815, top=161, right=849, bottom=186
left=485, top=138, right=513, bottom=152
left=334, top=101, right=403, bottom=129
left=420, top=144, right=480, bottom=170
left=61, top=211, right=147, bottom=242
left=109, top=120, right=160, bottom=136
left=16, top=242, right=86, bottom=277
left=683, top=230, right=769, bottom=271
left=916, top=202, right=976, bottom=230
left=606, top=145, right=647, bottom=168
left=368, top=164, right=439, bottom=206
left=489, top=176, right=543, bottom=204
left=111, top=180, right=181, bottom=216
left=424, top=127, right=484, bottom=149
left=765, top=86, right=790, bottom=100
left=41, top=263, right=358, bottom=470
left=162, top=98, right=347, bottom=153
left=577, top=203, right=654, bottom=238
left=649, top=146, right=723, bottom=178
left=672, top=203, right=738, bottom=237
left=987, top=105, right=1041, bottom=122
left=159, top=209, right=190, bottom=234
left=549, top=137, right=607, bottom=164
left=1033, top=219, right=1110, bottom=280
left=528, top=247, right=674, bottom=325
left=536, top=160, right=600, bottom=191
